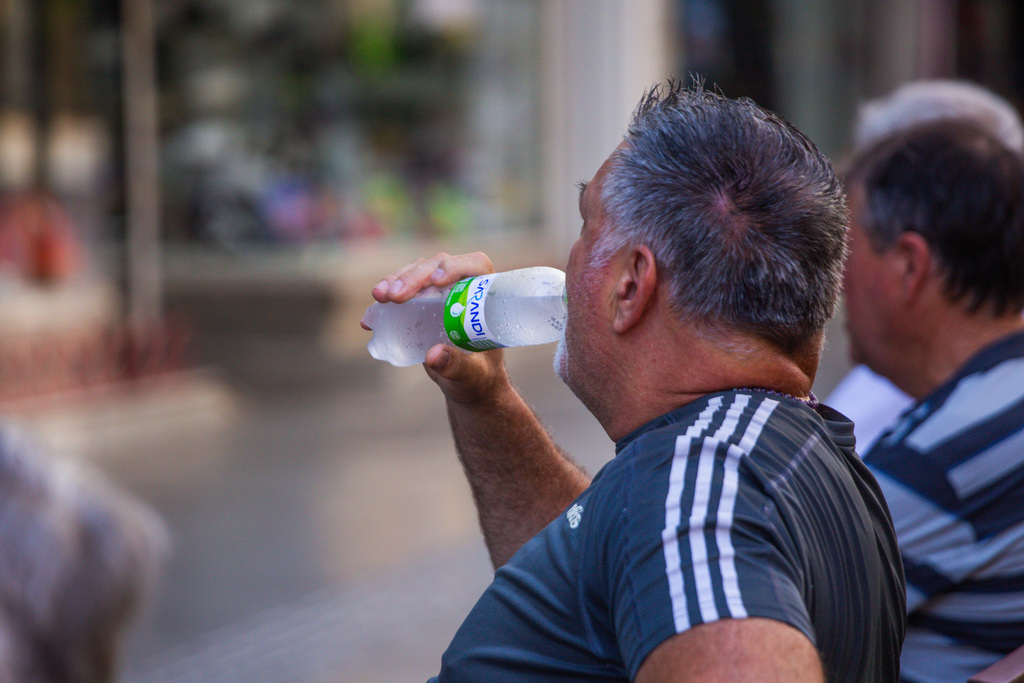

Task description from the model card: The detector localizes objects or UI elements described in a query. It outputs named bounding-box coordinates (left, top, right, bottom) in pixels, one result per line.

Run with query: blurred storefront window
left=0, top=0, right=1020, bottom=404
left=0, top=1, right=1021, bottom=277
left=678, top=0, right=777, bottom=110
left=954, top=1, right=1024, bottom=112
left=0, top=0, right=118, bottom=283
left=673, top=0, right=1023, bottom=157
left=2, top=0, right=1022, bottom=260
left=156, top=0, right=542, bottom=250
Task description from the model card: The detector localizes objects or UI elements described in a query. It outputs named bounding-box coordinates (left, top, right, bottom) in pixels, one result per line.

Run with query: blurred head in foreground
left=0, top=428, right=168, bottom=683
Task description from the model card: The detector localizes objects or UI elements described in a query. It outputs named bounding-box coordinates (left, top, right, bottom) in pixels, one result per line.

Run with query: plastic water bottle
left=364, top=266, right=567, bottom=367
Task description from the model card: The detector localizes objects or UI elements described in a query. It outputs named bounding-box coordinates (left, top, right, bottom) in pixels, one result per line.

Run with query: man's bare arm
left=635, top=618, right=824, bottom=683
left=365, top=252, right=590, bottom=568
left=427, top=345, right=590, bottom=567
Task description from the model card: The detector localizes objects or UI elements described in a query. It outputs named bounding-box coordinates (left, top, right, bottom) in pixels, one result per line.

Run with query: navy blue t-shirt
left=430, top=390, right=905, bottom=682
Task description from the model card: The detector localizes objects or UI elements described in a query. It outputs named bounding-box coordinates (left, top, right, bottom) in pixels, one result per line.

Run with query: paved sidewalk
left=125, top=540, right=493, bottom=683
left=101, top=344, right=611, bottom=683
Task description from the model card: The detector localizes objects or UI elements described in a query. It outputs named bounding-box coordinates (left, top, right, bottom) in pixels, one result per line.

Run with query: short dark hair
left=845, top=120, right=1024, bottom=315
left=598, top=82, right=848, bottom=355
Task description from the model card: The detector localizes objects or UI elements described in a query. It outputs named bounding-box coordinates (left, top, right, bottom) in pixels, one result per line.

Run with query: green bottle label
left=443, top=274, right=504, bottom=351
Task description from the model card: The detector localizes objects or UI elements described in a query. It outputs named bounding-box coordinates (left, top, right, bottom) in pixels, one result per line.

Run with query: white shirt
left=825, top=365, right=915, bottom=454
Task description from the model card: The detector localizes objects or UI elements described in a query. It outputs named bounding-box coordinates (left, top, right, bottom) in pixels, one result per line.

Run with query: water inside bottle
left=365, top=297, right=448, bottom=367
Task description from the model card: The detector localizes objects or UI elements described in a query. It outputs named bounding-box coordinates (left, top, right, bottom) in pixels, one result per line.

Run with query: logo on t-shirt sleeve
left=566, top=503, right=584, bottom=529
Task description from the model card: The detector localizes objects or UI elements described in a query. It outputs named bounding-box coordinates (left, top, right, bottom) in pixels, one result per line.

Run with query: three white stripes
left=663, top=395, right=779, bottom=632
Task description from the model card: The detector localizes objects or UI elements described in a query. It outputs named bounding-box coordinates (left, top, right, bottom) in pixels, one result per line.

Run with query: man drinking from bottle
left=364, top=82, right=905, bottom=682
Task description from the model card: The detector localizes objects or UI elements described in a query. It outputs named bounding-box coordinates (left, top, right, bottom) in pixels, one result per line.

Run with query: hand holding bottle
left=362, top=252, right=509, bottom=404
left=363, top=252, right=566, bottom=367
left=368, top=252, right=495, bottom=306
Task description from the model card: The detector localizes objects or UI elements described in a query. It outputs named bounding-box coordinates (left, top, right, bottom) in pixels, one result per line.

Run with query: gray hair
left=853, top=79, right=1024, bottom=152
left=597, top=82, right=848, bottom=355
left=0, top=427, right=168, bottom=683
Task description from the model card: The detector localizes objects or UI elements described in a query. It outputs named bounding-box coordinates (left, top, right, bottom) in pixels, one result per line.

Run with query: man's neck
left=894, top=308, right=1024, bottom=399
left=600, top=326, right=817, bottom=441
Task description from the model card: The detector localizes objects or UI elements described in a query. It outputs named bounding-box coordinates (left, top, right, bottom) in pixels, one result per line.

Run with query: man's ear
left=892, top=231, right=934, bottom=304
left=612, top=245, right=658, bottom=333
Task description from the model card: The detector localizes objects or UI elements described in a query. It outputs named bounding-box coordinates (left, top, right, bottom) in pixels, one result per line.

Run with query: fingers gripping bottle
left=364, top=267, right=567, bottom=367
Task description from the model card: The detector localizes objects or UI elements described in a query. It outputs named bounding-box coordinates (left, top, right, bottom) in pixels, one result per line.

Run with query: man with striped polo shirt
left=827, top=79, right=1024, bottom=453
left=842, top=120, right=1024, bottom=682
left=367, top=83, right=905, bottom=680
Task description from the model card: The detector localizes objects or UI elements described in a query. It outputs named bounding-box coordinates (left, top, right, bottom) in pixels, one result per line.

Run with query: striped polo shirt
left=865, top=330, right=1024, bottom=683
left=431, top=390, right=905, bottom=682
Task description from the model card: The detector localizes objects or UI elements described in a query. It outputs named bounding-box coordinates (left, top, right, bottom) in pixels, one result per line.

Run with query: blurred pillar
left=2, top=0, right=32, bottom=111
left=770, top=0, right=863, bottom=156
left=859, top=0, right=919, bottom=97
left=1, top=0, right=38, bottom=190
left=540, top=0, right=673, bottom=254
left=916, top=0, right=956, bottom=79
left=120, top=0, right=161, bottom=324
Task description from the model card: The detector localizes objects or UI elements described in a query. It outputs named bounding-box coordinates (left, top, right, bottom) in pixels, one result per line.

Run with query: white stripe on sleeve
left=664, top=395, right=777, bottom=632
left=665, top=397, right=724, bottom=632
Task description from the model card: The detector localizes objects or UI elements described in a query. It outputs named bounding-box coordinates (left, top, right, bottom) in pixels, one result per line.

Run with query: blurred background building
left=0, top=1, right=1022, bottom=681
left=1, top=0, right=1022, bottom=395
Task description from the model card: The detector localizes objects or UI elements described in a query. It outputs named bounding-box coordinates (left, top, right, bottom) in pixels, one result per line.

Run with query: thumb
left=423, top=343, right=506, bottom=404
left=425, top=343, right=472, bottom=381
left=425, top=343, right=455, bottom=373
